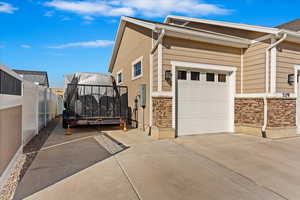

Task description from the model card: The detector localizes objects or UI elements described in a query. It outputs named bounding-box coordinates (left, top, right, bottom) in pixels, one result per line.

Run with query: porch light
left=288, top=74, right=295, bottom=86
left=165, top=70, right=172, bottom=81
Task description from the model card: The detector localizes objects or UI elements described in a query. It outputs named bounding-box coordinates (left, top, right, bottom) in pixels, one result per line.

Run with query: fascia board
left=165, top=15, right=279, bottom=35
left=108, top=17, right=156, bottom=72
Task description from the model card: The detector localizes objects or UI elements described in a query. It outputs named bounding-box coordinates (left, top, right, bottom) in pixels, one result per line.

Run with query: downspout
left=151, top=29, right=165, bottom=54
left=262, top=33, right=287, bottom=137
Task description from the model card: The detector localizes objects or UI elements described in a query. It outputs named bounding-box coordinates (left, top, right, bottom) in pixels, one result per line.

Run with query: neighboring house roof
left=0, top=64, right=22, bottom=81
left=276, top=18, right=300, bottom=31
left=13, top=69, right=49, bottom=87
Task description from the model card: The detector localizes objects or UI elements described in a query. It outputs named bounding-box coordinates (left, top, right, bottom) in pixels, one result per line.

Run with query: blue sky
left=0, top=0, right=299, bottom=88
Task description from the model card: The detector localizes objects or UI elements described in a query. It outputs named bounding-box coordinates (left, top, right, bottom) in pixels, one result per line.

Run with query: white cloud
left=83, top=15, right=94, bottom=21
left=48, top=40, right=114, bottom=49
left=21, top=44, right=31, bottom=48
left=122, top=0, right=230, bottom=17
left=44, top=10, right=54, bottom=17
left=44, top=0, right=230, bottom=18
left=44, top=0, right=134, bottom=16
left=0, top=2, right=18, bottom=14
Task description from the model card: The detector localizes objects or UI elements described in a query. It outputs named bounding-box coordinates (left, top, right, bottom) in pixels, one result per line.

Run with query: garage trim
left=294, top=65, right=300, bottom=133
left=170, top=61, right=237, bottom=136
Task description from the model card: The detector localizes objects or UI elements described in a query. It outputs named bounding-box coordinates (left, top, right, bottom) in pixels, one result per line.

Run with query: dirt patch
left=23, top=118, right=60, bottom=154
left=19, top=118, right=60, bottom=183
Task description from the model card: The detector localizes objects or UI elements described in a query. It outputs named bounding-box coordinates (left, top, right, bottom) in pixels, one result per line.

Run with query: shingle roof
left=276, top=18, right=300, bottom=31
left=13, top=69, right=49, bottom=87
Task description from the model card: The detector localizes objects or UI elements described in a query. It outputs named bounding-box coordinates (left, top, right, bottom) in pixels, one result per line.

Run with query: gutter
left=262, top=33, right=287, bottom=137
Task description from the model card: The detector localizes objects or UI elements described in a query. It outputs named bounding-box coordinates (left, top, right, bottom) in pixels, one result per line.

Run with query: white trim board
left=270, top=38, right=277, bottom=94
left=152, top=91, right=173, bottom=97
left=235, top=93, right=296, bottom=98
left=294, top=65, right=300, bottom=134
left=157, top=44, right=163, bottom=91
left=171, top=61, right=236, bottom=134
left=171, top=61, right=237, bottom=72
left=165, top=15, right=279, bottom=34
left=149, top=54, right=153, bottom=126
left=294, top=65, right=300, bottom=97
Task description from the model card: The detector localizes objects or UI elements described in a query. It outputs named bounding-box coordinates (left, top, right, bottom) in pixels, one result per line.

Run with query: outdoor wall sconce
left=165, top=70, right=172, bottom=81
left=288, top=73, right=297, bottom=86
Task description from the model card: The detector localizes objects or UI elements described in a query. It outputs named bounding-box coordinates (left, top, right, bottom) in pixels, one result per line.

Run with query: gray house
left=13, top=70, right=49, bottom=88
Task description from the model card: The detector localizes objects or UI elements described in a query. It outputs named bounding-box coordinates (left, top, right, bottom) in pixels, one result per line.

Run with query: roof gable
left=108, top=16, right=251, bottom=72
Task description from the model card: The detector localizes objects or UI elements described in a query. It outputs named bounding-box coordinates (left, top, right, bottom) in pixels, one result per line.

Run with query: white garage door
left=177, top=70, right=231, bottom=136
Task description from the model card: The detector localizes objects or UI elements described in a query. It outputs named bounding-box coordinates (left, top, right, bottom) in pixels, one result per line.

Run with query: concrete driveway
left=23, top=130, right=300, bottom=200
left=176, top=133, right=300, bottom=200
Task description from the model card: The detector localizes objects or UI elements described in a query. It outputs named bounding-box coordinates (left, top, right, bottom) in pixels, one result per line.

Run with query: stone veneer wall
left=152, top=97, right=172, bottom=128
left=235, top=98, right=296, bottom=128
left=235, top=98, right=264, bottom=127
left=267, top=98, right=296, bottom=127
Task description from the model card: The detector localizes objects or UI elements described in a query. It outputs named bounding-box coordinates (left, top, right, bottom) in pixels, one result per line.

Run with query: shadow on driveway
left=13, top=119, right=123, bottom=200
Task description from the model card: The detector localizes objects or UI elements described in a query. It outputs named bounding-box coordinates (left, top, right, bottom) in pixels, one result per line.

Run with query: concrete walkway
left=23, top=129, right=293, bottom=200
left=13, top=124, right=112, bottom=200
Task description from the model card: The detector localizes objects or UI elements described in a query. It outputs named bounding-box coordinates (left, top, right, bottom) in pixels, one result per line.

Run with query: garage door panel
left=178, top=104, right=228, bottom=118
left=178, top=118, right=230, bottom=135
left=177, top=71, right=231, bottom=136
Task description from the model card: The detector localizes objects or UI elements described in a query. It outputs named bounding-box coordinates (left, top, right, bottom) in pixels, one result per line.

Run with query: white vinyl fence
left=0, top=64, right=63, bottom=193
left=23, top=83, right=63, bottom=144
left=22, top=80, right=39, bottom=144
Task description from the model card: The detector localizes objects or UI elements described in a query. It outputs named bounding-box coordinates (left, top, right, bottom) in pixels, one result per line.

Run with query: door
left=177, top=70, right=232, bottom=136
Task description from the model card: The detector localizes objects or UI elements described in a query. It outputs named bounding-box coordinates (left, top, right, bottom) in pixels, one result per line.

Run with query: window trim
left=131, top=56, right=143, bottom=80
left=117, top=70, right=123, bottom=84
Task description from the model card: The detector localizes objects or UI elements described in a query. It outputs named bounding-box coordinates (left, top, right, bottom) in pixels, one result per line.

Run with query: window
left=132, top=57, right=143, bottom=80
left=177, top=71, right=187, bottom=80
left=206, top=73, right=215, bottom=82
left=218, top=74, right=226, bottom=82
left=0, top=70, right=22, bottom=96
left=191, top=72, right=200, bottom=81
left=117, top=72, right=123, bottom=84
left=133, top=62, right=141, bottom=77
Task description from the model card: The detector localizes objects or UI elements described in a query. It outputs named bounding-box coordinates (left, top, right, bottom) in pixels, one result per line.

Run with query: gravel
left=0, top=155, right=26, bottom=200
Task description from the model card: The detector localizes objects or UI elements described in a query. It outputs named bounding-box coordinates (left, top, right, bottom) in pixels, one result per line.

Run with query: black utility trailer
left=63, top=83, right=128, bottom=128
